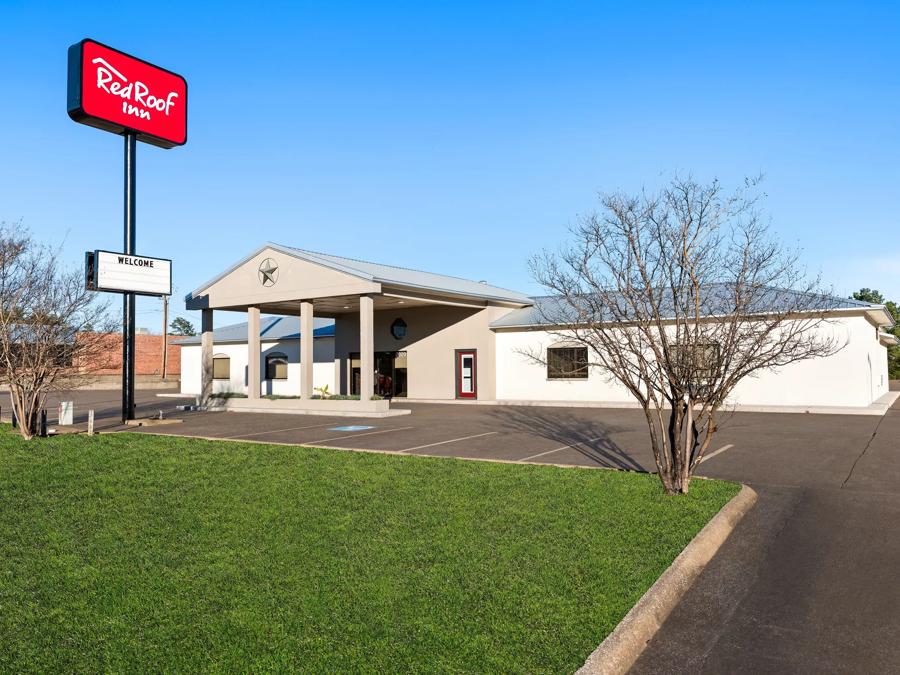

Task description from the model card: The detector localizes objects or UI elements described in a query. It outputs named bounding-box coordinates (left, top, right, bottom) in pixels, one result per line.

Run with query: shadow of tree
left=485, top=405, right=648, bottom=472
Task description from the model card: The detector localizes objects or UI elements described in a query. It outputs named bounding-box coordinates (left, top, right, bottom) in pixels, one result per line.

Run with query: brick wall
left=77, top=333, right=181, bottom=376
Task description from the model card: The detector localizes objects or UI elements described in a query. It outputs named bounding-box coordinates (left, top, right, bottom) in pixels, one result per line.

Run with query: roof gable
left=187, top=242, right=533, bottom=310
left=186, top=244, right=381, bottom=310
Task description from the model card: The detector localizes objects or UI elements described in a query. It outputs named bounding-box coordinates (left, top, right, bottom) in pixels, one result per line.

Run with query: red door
left=456, top=350, right=477, bottom=399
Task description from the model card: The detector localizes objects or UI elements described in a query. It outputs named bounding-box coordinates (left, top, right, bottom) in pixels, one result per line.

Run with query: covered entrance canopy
left=185, top=243, right=531, bottom=410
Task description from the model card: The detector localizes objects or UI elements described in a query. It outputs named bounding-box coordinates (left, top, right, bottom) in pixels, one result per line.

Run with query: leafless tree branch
left=527, top=176, right=843, bottom=494
left=0, top=223, right=116, bottom=439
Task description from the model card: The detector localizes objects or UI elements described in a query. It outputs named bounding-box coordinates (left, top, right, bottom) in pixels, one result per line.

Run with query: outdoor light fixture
left=391, top=318, right=408, bottom=340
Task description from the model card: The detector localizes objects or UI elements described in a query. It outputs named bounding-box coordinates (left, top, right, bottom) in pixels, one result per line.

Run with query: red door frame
left=455, top=349, right=477, bottom=399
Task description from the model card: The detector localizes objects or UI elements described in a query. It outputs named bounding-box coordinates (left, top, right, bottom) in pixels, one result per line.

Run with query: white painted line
left=700, top=444, right=735, bottom=464
left=306, top=426, right=416, bottom=445
left=519, top=436, right=610, bottom=462
left=399, top=431, right=499, bottom=453
left=227, top=421, right=340, bottom=439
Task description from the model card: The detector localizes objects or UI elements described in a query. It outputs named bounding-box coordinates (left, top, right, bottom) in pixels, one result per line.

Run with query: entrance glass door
left=456, top=350, right=477, bottom=399
left=350, top=351, right=407, bottom=398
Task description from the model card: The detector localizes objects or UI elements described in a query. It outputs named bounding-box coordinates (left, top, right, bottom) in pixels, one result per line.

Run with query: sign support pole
left=122, top=132, right=137, bottom=423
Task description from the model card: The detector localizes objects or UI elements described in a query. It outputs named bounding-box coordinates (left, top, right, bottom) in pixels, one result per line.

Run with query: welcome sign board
left=86, top=251, right=172, bottom=296
left=67, top=39, right=187, bottom=148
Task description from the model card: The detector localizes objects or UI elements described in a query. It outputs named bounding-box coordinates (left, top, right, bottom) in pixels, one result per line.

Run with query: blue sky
left=2, top=1, right=899, bottom=331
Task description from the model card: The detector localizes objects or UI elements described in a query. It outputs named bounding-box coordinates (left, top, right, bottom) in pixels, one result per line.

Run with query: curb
left=576, top=483, right=758, bottom=675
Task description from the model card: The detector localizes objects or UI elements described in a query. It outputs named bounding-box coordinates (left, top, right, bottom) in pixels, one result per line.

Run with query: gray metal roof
left=276, top=244, right=533, bottom=304
left=173, top=316, right=335, bottom=345
left=189, top=242, right=533, bottom=305
left=490, top=286, right=890, bottom=329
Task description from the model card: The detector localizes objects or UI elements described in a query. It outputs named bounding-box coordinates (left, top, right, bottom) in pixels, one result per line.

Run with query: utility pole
left=161, top=295, right=169, bottom=379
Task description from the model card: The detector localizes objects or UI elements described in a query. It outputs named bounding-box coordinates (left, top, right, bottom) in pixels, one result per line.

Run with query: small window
left=670, top=342, right=720, bottom=393
left=547, top=346, right=589, bottom=379
left=266, top=353, right=288, bottom=380
left=212, top=355, right=230, bottom=380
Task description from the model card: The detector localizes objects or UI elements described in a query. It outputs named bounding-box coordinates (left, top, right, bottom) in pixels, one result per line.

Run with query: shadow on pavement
left=487, top=405, right=647, bottom=472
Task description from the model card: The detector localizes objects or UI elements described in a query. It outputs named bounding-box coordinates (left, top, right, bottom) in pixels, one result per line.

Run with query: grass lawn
left=0, top=428, right=739, bottom=673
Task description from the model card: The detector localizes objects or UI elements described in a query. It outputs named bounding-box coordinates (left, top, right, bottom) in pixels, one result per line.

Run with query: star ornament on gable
left=258, top=258, right=279, bottom=287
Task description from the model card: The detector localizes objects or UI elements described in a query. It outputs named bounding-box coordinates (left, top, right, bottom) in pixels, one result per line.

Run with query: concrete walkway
left=631, top=398, right=900, bottom=673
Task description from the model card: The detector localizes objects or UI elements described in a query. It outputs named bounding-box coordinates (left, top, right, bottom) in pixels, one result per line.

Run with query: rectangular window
left=547, top=347, right=589, bottom=379
left=212, top=356, right=230, bottom=380
left=266, top=354, right=288, bottom=380
left=670, top=342, right=720, bottom=391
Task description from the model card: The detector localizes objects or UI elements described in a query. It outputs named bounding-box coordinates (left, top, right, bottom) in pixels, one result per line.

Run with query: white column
left=200, top=309, right=213, bottom=404
left=300, top=300, right=314, bottom=398
left=247, top=306, right=260, bottom=399
left=359, top=295, right=374, bottom=400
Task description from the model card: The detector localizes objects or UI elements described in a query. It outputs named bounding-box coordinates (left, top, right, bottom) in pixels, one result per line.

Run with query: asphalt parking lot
left=13, top=388, right=900, bottom=672
left=23, top=389, right=884, bottom=490
left=109, top=395, right=890, bottom=489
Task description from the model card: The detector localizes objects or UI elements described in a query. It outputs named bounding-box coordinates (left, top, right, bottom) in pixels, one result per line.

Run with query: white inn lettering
left=93, top=57, right=179, bottom=121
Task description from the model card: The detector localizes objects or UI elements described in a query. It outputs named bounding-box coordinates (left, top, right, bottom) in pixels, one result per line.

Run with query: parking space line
left=306, top=426, right=417, bottom=445
left=519, top=436, right=609, bottom=462
left=227, top=422, right=342, bottom=439
left=399, top=431, right=498, bottom=453
left=700, top=443, right=735, bottom=464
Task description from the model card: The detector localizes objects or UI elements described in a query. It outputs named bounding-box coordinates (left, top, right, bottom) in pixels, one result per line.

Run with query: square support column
left=200, top=309, right=214, bottom=404
left=359, top=295, right=374, bottom=401
left=247, top=306, right=260, bottom=399
left=300, top=300, right=314, bottom=398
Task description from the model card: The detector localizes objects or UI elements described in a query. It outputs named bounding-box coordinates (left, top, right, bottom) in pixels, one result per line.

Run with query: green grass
left=0, top=427, right=739, bottom=673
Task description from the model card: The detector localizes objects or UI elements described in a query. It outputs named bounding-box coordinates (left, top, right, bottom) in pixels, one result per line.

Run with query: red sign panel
left=67, top=39, right=187, bottom=148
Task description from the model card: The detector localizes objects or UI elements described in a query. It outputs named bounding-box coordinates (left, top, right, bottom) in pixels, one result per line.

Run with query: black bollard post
left=39, top=409, right=47, bottom=438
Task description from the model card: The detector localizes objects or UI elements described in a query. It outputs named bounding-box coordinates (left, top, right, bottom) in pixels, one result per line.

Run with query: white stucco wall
left=179, top=338, right=335, bottom=396
left=495, top=314, right=889, bottom=408
left=179, top=313, right=889, bottom=409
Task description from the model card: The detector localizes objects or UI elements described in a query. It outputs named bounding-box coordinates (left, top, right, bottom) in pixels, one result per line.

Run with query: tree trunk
left=663, top=400, right=693, bottom=495
left=10, top=386, right=36, bottom=440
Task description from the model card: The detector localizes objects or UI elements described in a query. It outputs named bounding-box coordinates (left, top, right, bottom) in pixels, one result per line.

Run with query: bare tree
left=529, top=177, right=843, bottom=494
left=0, top=224, right=114, bottom=439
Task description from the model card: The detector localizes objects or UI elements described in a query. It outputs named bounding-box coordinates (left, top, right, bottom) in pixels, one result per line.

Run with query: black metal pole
left=122, top=133, right=137, bottom=423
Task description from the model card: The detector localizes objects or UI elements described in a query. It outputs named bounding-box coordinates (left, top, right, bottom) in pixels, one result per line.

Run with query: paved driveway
left=20, top=390, right=900, bottom=671
left=631, top=400, right=900, bottom=674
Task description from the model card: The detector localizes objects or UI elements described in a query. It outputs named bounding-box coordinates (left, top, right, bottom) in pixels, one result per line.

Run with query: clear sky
left=2, top=1, right=898, bottom=331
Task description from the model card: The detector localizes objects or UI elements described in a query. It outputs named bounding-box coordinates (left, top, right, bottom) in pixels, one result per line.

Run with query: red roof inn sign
left=68, top=39, right=187, bottom=422
left=67, top=39, right=187, bottom=148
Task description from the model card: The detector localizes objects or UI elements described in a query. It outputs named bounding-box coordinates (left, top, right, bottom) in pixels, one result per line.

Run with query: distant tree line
left=851, top=288, right=900, bottom=379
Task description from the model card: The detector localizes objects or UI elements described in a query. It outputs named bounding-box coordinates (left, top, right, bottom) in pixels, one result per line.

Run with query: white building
left=176, top=243, right=898, bottom=414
